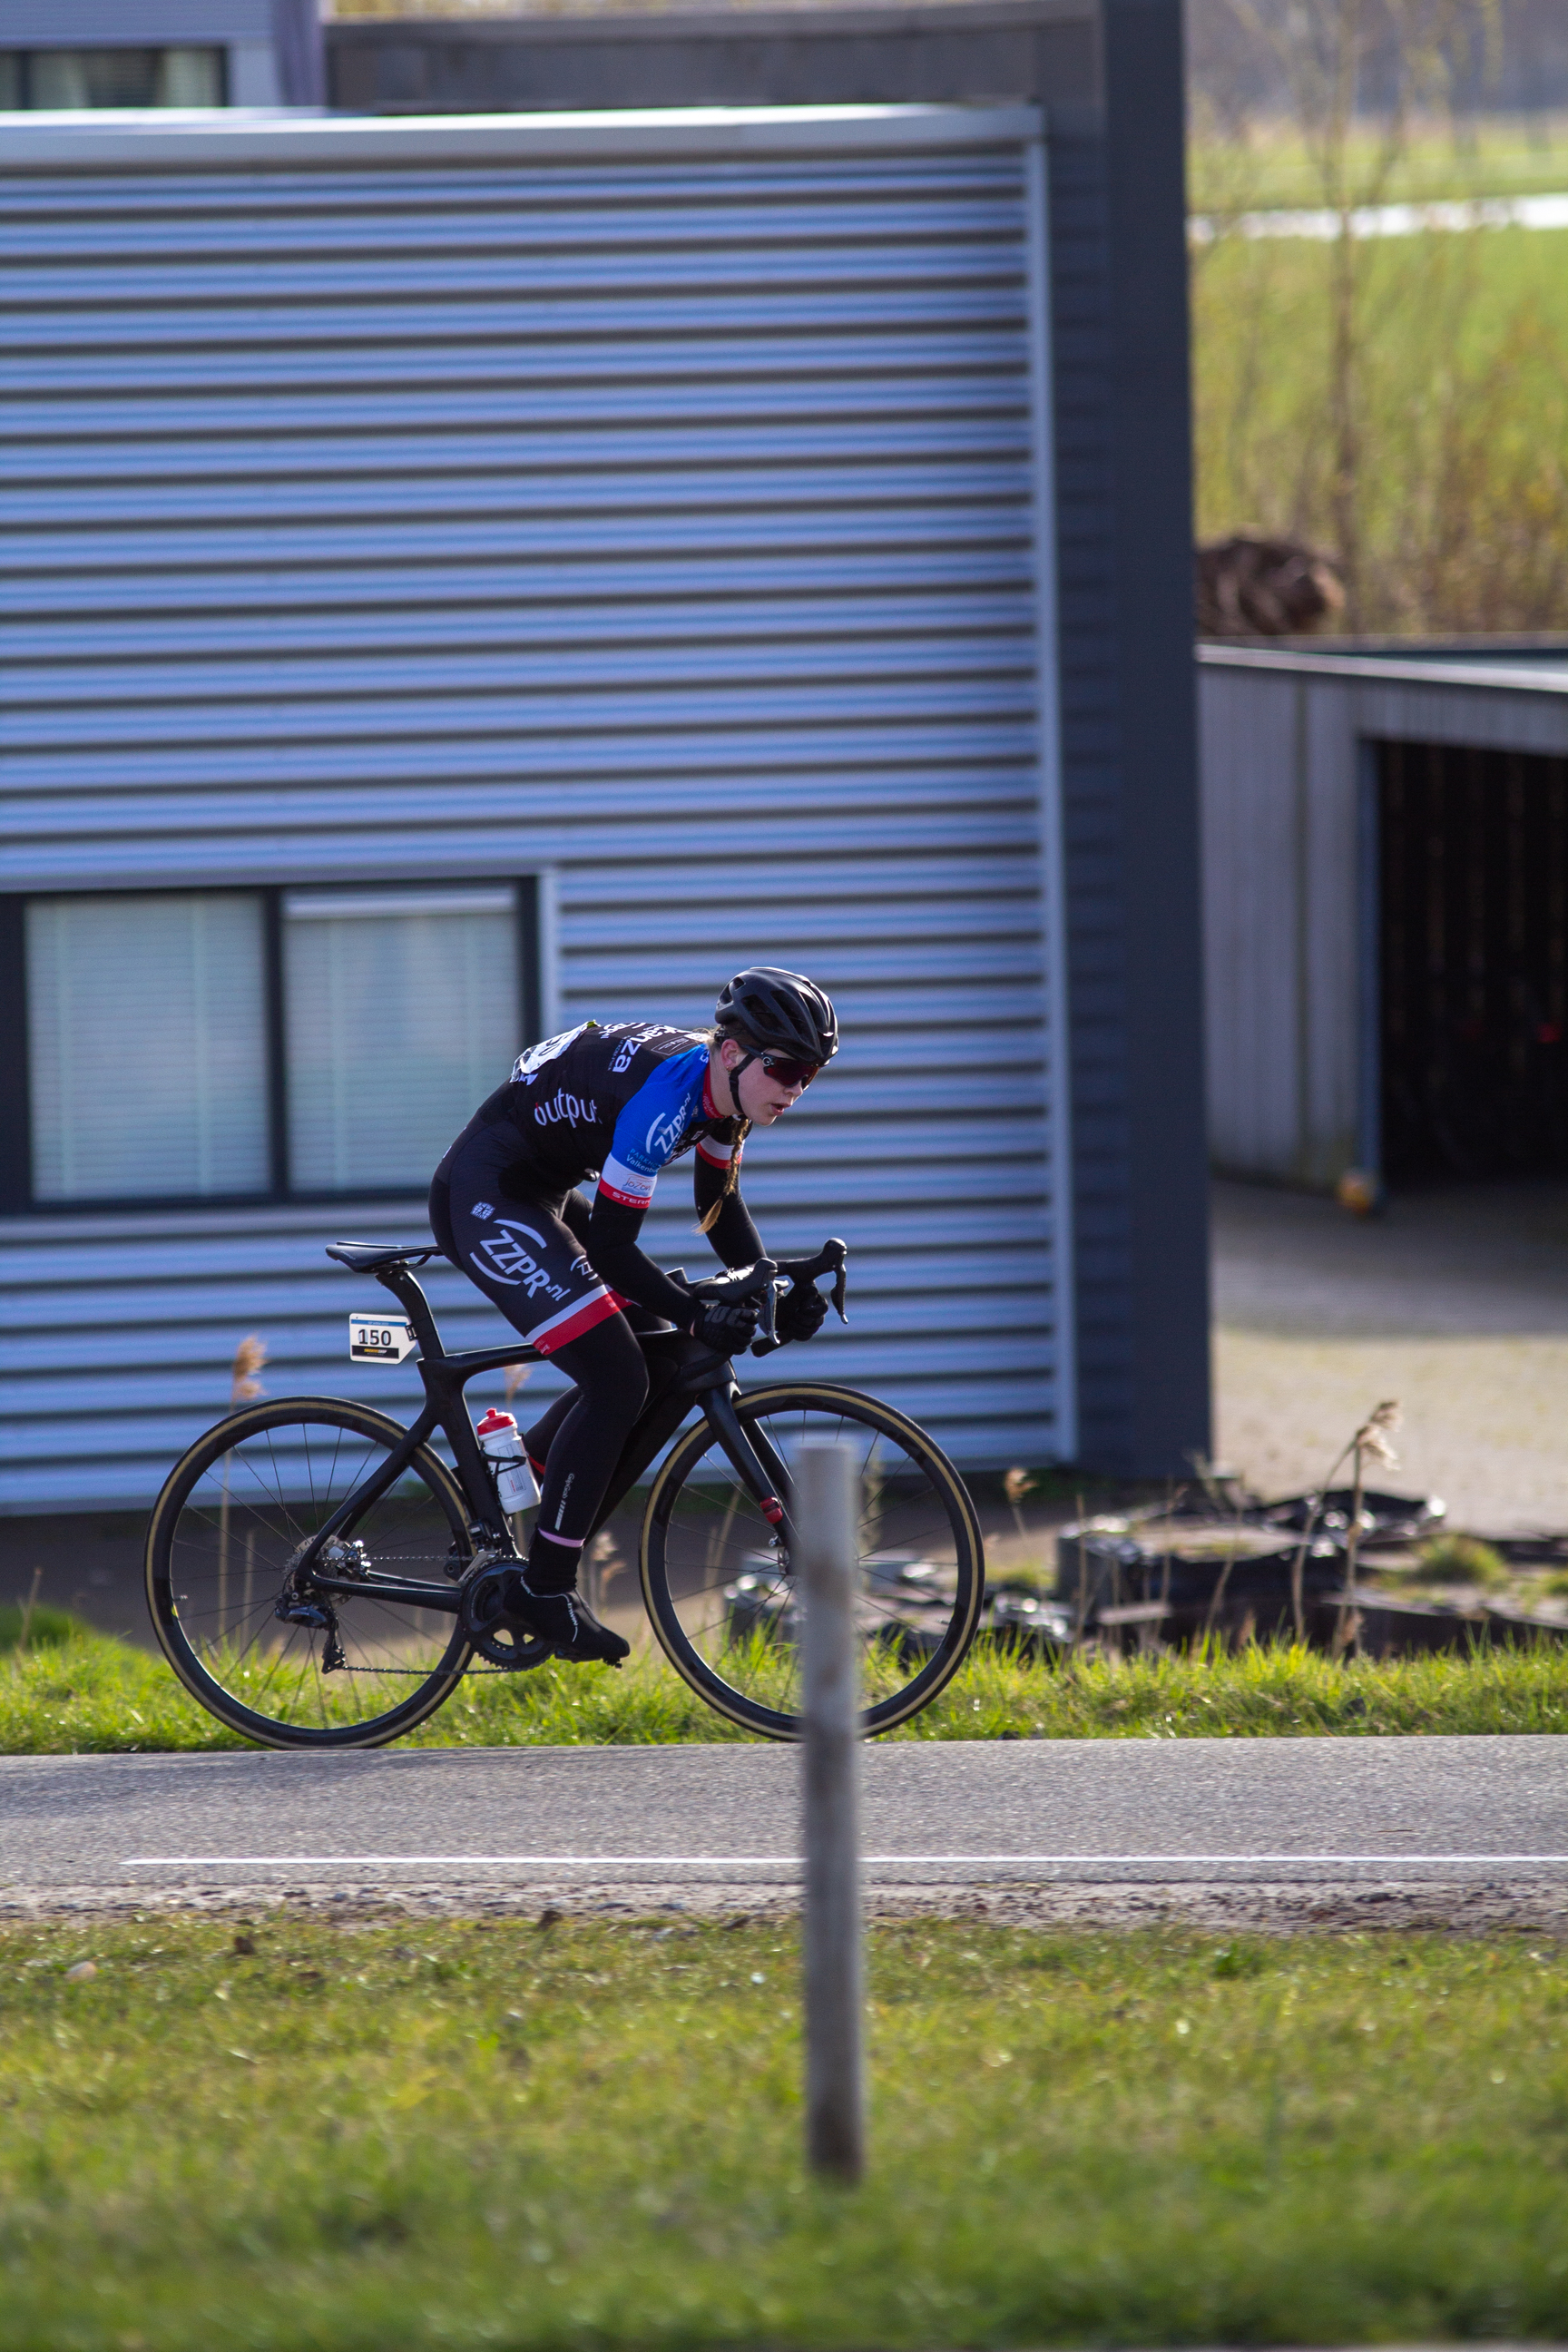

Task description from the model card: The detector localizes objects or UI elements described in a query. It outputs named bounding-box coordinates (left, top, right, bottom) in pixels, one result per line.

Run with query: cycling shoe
left=501, top=1575, right=630, bottom=1667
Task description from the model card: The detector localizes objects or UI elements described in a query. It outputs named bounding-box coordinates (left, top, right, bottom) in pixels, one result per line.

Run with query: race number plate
left=348, top=1312, right=417, bottom=1363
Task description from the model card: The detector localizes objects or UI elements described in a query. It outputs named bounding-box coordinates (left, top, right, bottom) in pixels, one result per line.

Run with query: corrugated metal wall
left=0, top=107, right=1073, bottom=1514
left=0, top=1, right=270, bottom=41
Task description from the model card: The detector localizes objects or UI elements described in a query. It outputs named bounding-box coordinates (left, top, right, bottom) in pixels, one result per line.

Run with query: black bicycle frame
left=295, top=1259, right=791, bottom=1613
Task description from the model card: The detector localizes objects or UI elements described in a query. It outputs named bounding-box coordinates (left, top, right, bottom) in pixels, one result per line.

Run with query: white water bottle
left=475, top=1407, right=540, bottom=1514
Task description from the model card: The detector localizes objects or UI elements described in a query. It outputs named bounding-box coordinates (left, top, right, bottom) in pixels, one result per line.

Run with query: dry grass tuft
left=229, top=1335, right=268, bottom=1408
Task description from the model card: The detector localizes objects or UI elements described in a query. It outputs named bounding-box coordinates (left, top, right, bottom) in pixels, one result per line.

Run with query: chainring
left=459, top=1563, right=554, bottom=1671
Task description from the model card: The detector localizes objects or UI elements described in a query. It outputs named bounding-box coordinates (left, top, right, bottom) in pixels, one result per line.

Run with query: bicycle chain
left=294, top=1547, right=541, bottom=1677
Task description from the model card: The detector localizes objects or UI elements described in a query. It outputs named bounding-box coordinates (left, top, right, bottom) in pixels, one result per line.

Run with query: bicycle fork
left=699, top=1380, right=795, bottom=1549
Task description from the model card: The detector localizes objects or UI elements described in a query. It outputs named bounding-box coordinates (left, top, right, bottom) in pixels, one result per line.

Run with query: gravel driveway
left=1213, top=1177, right=1568, bottom=1534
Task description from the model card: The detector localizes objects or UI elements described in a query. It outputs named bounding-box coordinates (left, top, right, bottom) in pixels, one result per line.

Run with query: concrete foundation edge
left=5, top=1876, right=1568, bottom=1934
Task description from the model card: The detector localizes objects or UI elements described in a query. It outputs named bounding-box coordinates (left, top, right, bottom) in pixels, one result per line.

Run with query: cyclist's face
left=720, top=1038, right=814, bottom=1124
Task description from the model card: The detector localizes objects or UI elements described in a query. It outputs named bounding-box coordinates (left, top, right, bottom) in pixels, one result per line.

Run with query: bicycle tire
left=145, top=1396, right=475, bottom=1749
left=641, top=1379, right=985, bottom=1741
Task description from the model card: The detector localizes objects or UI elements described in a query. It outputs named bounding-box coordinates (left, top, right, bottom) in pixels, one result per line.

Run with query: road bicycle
left=145, top=1239, right=986, bottom=1749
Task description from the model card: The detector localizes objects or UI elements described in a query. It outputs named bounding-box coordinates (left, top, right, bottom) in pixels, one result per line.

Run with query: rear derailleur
left=275, top=1535, right=369, bottom=1674
left=273, top=1590, right=348, bottom=1674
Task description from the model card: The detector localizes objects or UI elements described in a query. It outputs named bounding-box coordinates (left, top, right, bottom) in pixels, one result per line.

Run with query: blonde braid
left=697, top=1117, right=751, bottom=1235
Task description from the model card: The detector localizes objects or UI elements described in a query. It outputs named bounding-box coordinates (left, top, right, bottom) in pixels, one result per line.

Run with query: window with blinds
left=283, top=887, right=520, bottom=1193
left=26, top=893, right=269, bottom=1203
left=8, top=880, right=536, bottom=1210
left=0, top=48, right=226, bottom=109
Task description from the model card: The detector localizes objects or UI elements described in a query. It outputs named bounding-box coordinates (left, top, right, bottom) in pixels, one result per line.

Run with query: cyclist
left=428, top=967, right=838, bottom=1666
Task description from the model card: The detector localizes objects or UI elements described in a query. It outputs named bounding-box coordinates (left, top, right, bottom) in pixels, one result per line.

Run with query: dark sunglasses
left=756, top=1051, right=821, bottom=1089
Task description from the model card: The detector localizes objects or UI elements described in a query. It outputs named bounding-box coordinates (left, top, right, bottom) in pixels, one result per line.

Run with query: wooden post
left=798, top=1439, right=865, bottom=2183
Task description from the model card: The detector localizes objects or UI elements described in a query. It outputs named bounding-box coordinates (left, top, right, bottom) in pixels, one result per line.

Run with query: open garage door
left=1380, top=739, right=1568, bottom=1181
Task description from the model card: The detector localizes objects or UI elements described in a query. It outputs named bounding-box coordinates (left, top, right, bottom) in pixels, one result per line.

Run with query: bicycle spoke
left=644, top=1384, right=982, bottom=1739
left=148, top=1401, right=473, bottom=1748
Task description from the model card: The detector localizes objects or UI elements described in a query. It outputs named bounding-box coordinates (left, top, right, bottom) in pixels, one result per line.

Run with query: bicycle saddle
left=325, top=1240, right=438, bottom=1271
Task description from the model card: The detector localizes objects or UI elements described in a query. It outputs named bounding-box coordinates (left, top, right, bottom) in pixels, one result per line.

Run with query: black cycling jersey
left=430, top=1019, right=760, bottom=1354
left=505, top=1017, right=738, bottom=1205
left=428, top=1016, right=775, bottom=1573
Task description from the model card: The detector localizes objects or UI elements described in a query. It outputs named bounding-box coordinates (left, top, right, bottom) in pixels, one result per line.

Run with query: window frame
left=0, top=878, right=542, bottom=1217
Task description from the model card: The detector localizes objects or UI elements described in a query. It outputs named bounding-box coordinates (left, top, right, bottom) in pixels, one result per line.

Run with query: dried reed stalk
left=1285, top=1399, right=1401, bottom=1653
left=1334, top=1401, right=1402, bottom=1656
left=1073, top=1491, right=1089, bottom=1645
left=220, top=1337, right=269, bottom=1633
left=230, top=1336, right=267, bottom=1409
left=18, top=1564, right=42, bottom=1651
left=1200, top=1454, right=1249, bottom=1643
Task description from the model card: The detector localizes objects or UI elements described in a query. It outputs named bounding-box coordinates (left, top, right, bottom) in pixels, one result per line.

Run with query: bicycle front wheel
left=145, top=1398, right=474, bottom=1749
left=641, top=1380, right=985, bottom=1740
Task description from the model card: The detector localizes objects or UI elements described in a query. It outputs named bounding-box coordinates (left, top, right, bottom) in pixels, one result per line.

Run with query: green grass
left=933, top=1632, right=1568, bottom=1737
left=1191, top=214, right=1568, bottom=630
left=5, top=1626, right=1568, bottom=1753
left=2, top=1913, right=1565, bottom=2347
left=0, top=1598, right=80, bottom=1651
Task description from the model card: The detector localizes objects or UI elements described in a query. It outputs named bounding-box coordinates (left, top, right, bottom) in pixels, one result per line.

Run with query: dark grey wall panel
left=1099, top=0, right=1210, bottom=1472
left=328, top=2, right=1101, bottom=116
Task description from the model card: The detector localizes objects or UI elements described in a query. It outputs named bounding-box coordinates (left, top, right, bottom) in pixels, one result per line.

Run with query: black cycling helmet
left=714, top=966, right=839, bottom=1065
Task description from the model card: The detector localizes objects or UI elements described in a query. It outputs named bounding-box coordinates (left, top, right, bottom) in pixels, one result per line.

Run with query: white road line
left=121, top=1852, right=1568, bottom=1868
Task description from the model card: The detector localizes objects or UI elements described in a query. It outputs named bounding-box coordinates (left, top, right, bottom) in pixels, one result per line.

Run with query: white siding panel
left=0, top=108, right=1072, bottom=1510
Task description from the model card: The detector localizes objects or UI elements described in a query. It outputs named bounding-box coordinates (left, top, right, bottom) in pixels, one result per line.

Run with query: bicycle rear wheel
left=641, top=1380, right=985, bottom=1740
left=145, top=1398, right=474, bottom=1749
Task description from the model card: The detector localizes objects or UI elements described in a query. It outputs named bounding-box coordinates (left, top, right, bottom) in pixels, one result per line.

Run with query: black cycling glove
left=687, top=1288, right=762, bottom=1356
left=776, top=1283, right=828, bottom=1344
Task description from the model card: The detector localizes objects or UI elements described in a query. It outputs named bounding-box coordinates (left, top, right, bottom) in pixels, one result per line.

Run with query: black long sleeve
left=580, top=1144, right=763, bottom=1322
left=693, top=1151, right=764, bottom=1269
left=583, top=1189, right=697, bottom=1327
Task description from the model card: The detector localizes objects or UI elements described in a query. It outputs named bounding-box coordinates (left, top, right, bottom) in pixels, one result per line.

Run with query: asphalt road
left=2, top=1736, right=1564, bottom=1904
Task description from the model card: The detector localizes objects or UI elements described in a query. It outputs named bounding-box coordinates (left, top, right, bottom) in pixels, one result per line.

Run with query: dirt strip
left=4, top=1876, right=1568, bottom=1936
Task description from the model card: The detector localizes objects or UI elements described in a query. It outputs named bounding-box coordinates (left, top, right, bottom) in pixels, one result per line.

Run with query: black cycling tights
left=431, top=1161, right=671, bottom=1597
left=519, top=1312, right=649, bottom=1592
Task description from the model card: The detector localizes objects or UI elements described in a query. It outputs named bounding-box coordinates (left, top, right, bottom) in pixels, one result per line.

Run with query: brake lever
left=751, top=1269, right=787, bottom=1357
left=750, top=1238, right=849, bottom=1357
left=816, top=1235, right=849, bottom=1324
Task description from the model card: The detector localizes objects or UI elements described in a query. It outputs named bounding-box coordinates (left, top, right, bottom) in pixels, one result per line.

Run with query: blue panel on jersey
left=598, top=1044, right=707, bottom=1209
